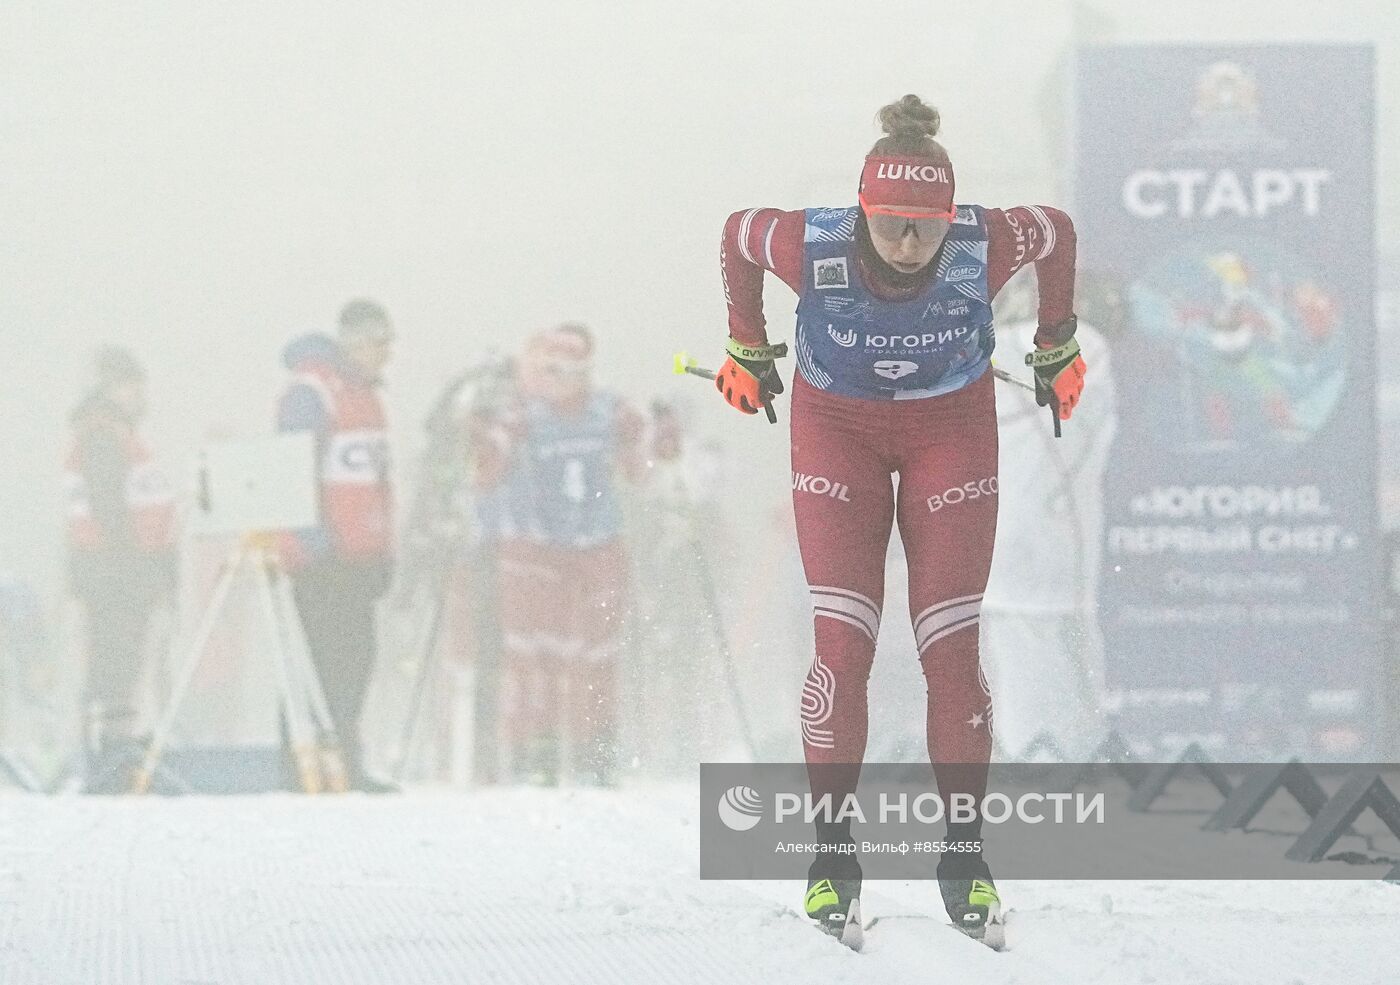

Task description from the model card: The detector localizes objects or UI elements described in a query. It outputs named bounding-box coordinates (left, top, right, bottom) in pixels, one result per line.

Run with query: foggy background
left=3, top=9, right=1400, bottom=977
left=2, top=2, right=1398, bottom=769
left=4, top=0, right=1395, bottom=598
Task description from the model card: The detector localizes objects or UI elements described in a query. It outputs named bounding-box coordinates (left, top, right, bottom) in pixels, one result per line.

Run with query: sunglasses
left=860, top=197, right=956, bottom=242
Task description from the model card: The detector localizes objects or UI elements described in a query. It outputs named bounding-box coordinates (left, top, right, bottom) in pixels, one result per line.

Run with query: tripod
left=132, top=533, right=347, bottom=794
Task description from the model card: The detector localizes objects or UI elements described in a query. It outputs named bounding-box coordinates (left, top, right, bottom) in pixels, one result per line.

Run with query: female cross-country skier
left=715, top=94, right=1086, bottom=946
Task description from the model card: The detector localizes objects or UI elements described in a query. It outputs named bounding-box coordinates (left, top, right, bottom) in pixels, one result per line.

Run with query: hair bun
left=877, top=94, right=940, bottom=140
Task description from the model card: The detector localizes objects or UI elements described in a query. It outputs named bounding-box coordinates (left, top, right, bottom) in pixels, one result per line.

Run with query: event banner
left=1075, top=46, right=1378, bottom=756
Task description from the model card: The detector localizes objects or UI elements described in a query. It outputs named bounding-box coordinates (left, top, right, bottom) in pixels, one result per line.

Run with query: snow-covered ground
left=0, top=785, right=1396, bottom=985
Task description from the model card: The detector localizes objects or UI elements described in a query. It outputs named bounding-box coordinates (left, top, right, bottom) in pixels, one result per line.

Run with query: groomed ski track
left=0, top=785, right=1396, bottom=985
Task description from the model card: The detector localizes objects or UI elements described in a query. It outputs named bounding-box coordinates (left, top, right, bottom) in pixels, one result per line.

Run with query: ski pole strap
left=725, top=338, right=788, bottom=362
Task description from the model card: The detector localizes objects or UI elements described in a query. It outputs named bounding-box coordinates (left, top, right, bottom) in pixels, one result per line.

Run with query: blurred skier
left=276, top=299, right=397, bottom=793
left=716, top=94, right=1083, bottom=947
left=469, top=323, right=661, bottom=785
left=65, top=346, right=175, bottom=793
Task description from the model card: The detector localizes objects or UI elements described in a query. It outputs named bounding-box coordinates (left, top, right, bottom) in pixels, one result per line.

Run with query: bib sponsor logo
left=828, top=324, right=858, bottom=348
left=873, top=360, right=919, bottom=381
left=822, top=296, right=873, bottom=317
left=865, top=326, right=970, bottom=349
left=946, top=299, right=971, bottom=317
left=875, top=163, right=952, bottom=183
left=927, top=476, right=999, bottom=513
left=793, top=472, right=852, bottom=502
left=952, top=207, right=977, bottom=225
left=814, top=257, right=849, bottom=290
left=947, top=265, right=979, bottom=282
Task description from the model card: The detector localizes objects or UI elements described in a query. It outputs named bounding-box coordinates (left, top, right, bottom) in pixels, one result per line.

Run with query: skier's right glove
left=716, top=338, right=787, bottom=417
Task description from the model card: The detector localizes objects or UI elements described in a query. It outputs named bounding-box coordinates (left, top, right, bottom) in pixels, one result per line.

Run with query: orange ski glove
left=1026, top=325, right=1086, bottom=422
left=716, top=338, right=787, bottom=417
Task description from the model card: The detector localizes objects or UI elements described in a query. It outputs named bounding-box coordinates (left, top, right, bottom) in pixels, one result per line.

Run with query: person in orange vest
left=65, top=346, right=175, bottom=794
left=276, top=299, right=397, bottom=793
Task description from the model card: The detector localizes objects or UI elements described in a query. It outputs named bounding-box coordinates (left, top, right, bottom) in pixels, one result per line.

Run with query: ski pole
left=992, top=363, right=1061, bottom=438
left=673, top=351, right=777, bottom=424
left=990, top=365, right=1034, bottom=394
left=675, top=351, right=1053, bottom=433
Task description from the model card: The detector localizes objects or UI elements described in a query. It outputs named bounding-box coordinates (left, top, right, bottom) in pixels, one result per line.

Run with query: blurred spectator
left=64, top=346, right=175, bottom=793
left=276, top=299, right=397, bottom=792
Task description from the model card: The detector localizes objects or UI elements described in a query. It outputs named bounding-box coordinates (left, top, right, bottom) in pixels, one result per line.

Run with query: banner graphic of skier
left=1075, top=45, right=1378, bottom=757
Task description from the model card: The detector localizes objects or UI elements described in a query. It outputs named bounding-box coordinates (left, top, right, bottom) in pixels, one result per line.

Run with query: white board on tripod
left=193, top=433, right=319, bottom=534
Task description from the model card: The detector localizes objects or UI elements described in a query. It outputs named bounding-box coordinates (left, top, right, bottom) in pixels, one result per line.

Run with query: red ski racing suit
left=721, top=202, right=1076, bottom=820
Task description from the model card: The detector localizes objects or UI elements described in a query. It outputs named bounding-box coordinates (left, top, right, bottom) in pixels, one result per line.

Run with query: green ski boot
left=937, top=854, right=1005, bottom=950
left=804, top=852, right=863, bottom=950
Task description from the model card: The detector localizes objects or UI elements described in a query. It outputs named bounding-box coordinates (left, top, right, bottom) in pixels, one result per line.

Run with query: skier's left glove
left=1025, top=316, right=1086, bottom=421
left=716, top=338, right=787, bottom=417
